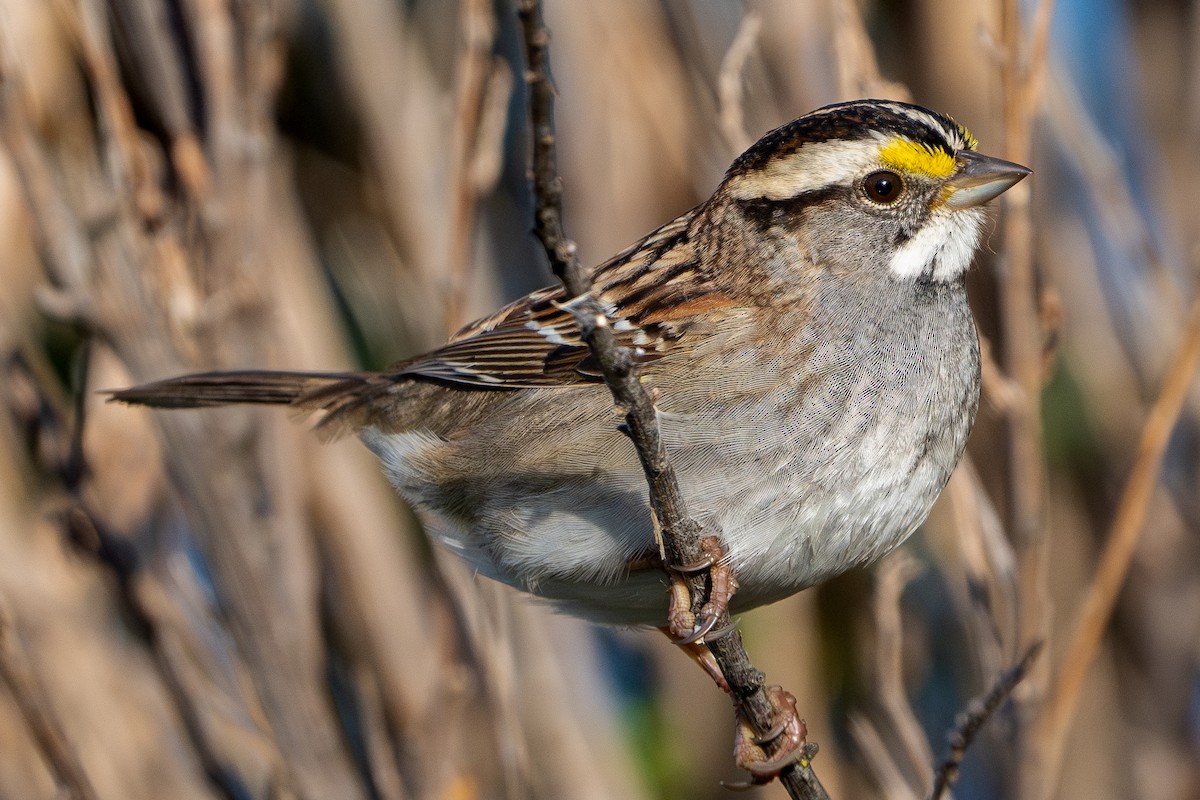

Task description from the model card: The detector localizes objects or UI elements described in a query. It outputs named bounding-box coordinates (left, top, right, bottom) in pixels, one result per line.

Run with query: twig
left=3, top=346, right=254, bottom=798
left=444, top=0, right=498, bottom=333
left=849, top=713, right=919, bottom=800
left=1031, top=295, right=1200, bottom=787
left=515, top=2, right=828, bottom=797
left=830, top=0, right=908, bottom=100
left=945, top=457, right=1016, bottom=686
left=997, top=5, right=1055, bottom=790
left=872, top=553, right=934, bottom=792
left=1042, top=70, right=1182, bottom=329
left=0, top=595, right=100, bottom=800
left=716, top=11, right=760, bottom=156
left=999, top=0, right=1056, bottom=575
left=929, top=641, right=1043, bottom=800
left=978, top=335, right=1022, bottom=413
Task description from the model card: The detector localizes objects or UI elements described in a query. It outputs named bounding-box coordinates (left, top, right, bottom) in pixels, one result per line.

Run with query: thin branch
left=849, top=713, right=920, bottom=800
left=999, top=0, right=1056, bottom=568
left=515, top=2, right=828, bottom=797
left=929, top=641, right=1043, bottom=800
left=716, top=11, right=760, bottom=156
left=1031, top=294, right=1200, bottom=786
left=997, top=7, right=1056, bottom=791
left=830, top=0, right=908, bottom=100
left=978, top=335, right=1022, bottom=413
left=1042, top=69, right=1181, bottom=327
left=444, top=0, right=498, bottom=333
left=0, top=595, right=100, bottom=800
left=3, top=346, right=254, bottom=799
left=945, top=457, right=1017, bottom=686
left=873, top=553, right=934, bottom=793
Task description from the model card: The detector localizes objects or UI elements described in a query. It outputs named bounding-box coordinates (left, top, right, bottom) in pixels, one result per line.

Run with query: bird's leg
left=660, top=534, right=741, bottom=690
left=659, top=629, right=810, bottom=789
left=723, top=686, right=811, bottom=790
left=666, top=535, right=738, bottom=645
left=658, top=630, right=731, bottom=692
left=657, top=541, right=807, bottom=788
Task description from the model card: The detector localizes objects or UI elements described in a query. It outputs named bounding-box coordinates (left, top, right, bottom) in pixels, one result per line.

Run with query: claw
left=665, top=536, right=737, bottom=642
left=673, top=612, right=718, bottom=645
left=666, top=572, right=697, bottom=640
left=664, top=634, right=730, bottom=692
left=705, top=617, right=740, bottom=643
left=670, top=551, right=715, bottom=575
left=720, top=778, right=757, bottom=792
left=663, top=537, right=741, bottom=691
left=752, top=719, right=787, bottom=746
left=730, top=686, right=810, bottom=786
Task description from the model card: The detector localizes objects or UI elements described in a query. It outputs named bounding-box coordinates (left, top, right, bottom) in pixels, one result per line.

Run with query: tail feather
left=109, top=369, right=420, bottom=439
left=107, top=370, right=365, bottom=408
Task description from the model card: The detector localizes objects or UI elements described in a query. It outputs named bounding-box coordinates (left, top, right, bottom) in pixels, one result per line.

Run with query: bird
left=111, top=99, right=1029, bottom=636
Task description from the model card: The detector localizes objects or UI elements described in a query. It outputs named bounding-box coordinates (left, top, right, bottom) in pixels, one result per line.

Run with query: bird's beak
left=944, top=150, right=1031, bottom=209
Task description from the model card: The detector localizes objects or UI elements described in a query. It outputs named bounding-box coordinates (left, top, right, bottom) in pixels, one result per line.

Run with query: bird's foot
left=723, top=686, right=811, bottom=789
left=666, top=536, right=738, bottom=645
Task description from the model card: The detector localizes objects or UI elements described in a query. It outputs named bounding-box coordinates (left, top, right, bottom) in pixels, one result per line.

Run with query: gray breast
left=668, top=274, right=981, bottom=608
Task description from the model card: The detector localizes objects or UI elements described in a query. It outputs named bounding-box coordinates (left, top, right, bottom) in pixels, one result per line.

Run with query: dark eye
left=863, top=170, right=903, bottom=204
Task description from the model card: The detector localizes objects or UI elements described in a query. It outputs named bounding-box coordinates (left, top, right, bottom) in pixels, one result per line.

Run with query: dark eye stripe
left=734, top=185, right=848, bottom=229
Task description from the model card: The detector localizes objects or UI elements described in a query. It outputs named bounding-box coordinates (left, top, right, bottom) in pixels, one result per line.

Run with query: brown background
left=0, top=1, right=1196, bottom=798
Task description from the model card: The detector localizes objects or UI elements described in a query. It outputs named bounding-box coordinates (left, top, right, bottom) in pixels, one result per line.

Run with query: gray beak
left=944, top=150, right=1032, bottom=209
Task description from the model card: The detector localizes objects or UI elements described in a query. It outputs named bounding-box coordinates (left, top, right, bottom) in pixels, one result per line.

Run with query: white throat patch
left=888, top=207, right=985, bottom=281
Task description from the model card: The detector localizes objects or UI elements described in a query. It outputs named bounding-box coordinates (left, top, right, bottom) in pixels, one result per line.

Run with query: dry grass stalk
left=443, top=0, right=500, bottom=333
left=716, top=10, right=761, bottom=156
left=0, top=595, right=98, bottom=800
left=872, top=553, right=935, bottom=794
left=1030, top=296, right=1200, bottom=793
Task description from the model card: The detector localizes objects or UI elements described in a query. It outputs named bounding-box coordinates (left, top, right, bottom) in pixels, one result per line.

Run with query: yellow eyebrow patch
left=878, top=138, right=958, bottom=178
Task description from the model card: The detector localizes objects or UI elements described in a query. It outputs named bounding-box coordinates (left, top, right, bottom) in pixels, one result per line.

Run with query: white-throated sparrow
left=113, top=99, right=1029, bottom=629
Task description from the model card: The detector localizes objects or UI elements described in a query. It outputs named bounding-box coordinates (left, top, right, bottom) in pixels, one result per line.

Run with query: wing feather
left=393, top=209, right=741, bottom=389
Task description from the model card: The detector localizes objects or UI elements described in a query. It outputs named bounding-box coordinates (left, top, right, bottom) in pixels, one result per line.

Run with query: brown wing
left=393, top=209, right=740, bottom=389
left=110, top=208, right=743, bottom=438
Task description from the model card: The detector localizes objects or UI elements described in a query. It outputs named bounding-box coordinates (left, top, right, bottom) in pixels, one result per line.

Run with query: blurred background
left=0, top=0, right=1197, bottom=798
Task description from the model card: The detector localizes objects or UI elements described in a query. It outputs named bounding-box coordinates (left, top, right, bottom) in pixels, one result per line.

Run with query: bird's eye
left=863, top=170, right=903, bottom=204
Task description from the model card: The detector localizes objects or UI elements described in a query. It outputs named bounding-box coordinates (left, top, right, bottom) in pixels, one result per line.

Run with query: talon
left=732, top=686, right=809, bottom=785
left=705, top=617, right=740, bottom=643
left=752, top=719, right=787, bottom=746
left=742, top=737, right=804, bottom=777
left=670, top=552, right=715, bottom=575
left=662, top=536, right=742, bottom=691
left=719, top=778, right=756, bottom=791
left=674, top=612, right=718, bottom=645
left=665, top=536, right=737, bottom=642
left=696, top=540, right=739, bottom=640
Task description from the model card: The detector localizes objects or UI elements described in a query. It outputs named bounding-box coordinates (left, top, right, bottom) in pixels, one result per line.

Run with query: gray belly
left=365, top=278, right=981, bottom=625
left=674, top=279, right=981, bottom=609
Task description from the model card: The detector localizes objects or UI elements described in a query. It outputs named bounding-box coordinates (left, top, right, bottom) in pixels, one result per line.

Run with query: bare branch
left=1032, top=295, right=1200, bottom=785
left=930, top=642, right=1043, bottom=800
left=716, top=11, right=760, bottom=156
left=0, top=595, right=99, bottom=800
left=849, top=713, right=919, bottom=800
left=873, top=553, right=935, bottom=793
left=444, top=0, right=499, bottom=333
left=515, top=2, right=828, bottom=797
left=997, top=4, right=1057, bottom=793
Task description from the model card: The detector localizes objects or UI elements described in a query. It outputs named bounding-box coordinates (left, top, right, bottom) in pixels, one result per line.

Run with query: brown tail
left=108, top=369, right=421, bottom=438
left=107, top=370, right=367, bottom=408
